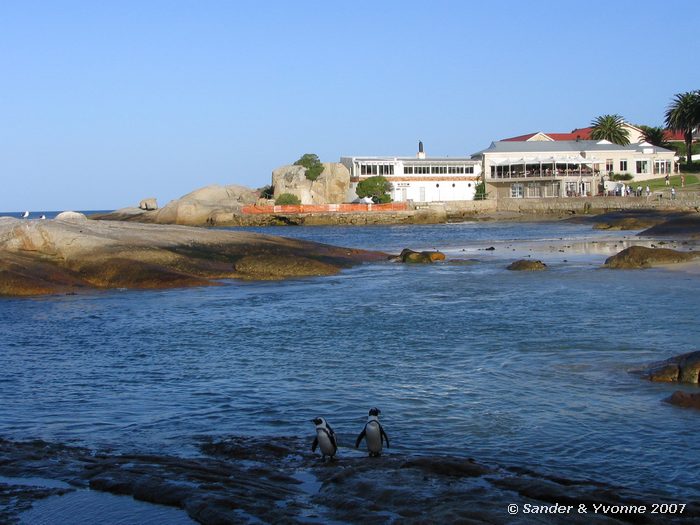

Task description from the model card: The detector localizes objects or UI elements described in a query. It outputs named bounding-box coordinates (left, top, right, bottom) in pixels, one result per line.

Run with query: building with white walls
left=472, top=139, right=676, bottom=199
left=340, top=142, right=482, bottom=202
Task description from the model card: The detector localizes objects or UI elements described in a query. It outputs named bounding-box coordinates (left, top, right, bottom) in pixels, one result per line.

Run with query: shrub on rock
left=275, top=193, right=301, bottom=205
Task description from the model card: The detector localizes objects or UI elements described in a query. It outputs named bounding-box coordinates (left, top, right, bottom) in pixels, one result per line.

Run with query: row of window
left=360, top=164, right=395, bottom=175
left=605, top=159, right=671, bottom=174
left=404, top=166, right=475, bottom=174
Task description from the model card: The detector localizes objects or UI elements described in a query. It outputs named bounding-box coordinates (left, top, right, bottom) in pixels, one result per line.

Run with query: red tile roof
left=664, top=129, right=686, bottom=141
left=502, top=126, right=690, bottom=143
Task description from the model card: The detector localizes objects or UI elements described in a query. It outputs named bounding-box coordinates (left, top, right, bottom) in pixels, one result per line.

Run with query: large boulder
left=55, top=211, right=87, bottom=222
left=392, top=248, right=445, bottom=263
left=507, top=259, right=547, bottom=271
left=139, top=198, right=158, bottom=211
left=155, top=185, right=258, bottom=225
left=604, top=246, right=700, bottom=269
left=664, top=391, right=700, bottom=410
left=638, top=351, right=700, bottom=384
left=272, top=163, right=350, bottom=205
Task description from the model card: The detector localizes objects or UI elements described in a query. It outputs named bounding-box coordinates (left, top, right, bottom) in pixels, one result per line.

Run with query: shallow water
left=1, top=221, right=699, bottom=503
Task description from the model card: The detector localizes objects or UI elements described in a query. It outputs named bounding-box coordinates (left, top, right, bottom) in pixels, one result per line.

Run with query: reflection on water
left=1, top=221, right=699, bottom=501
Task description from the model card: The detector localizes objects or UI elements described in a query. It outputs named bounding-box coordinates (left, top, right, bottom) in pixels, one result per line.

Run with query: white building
left=472, top=139, right=676, bottom=199
left=340, top=142, right=482, bottom=202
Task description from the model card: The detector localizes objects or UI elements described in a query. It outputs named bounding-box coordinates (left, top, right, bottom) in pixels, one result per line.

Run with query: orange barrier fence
left=241, top=202, right=408, bottom=214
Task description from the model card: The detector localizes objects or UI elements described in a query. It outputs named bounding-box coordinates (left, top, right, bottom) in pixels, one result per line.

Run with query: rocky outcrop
left=3, top=436, right=699, bottom=525
left=664, top=391, right=700, bottom=410
left=604, top=246, right=700, bottom=269
left=593, top=217, right=663, bottom=230
left=640, top=214, right=700, bottom=238
left=154, top=184, right=259, bottom=225
left=139, top=197, right=158, bottom=210
left=392, top=248, right=446, bottom=263
left=272, top=163, right=350, bottom=205
left=638, top=351, right=700, bottom=384
left=55, top=211, right=87, bottom=221
left=507, top=259, right=547, bottom=271
left=0, top=218, right=384, bottom=296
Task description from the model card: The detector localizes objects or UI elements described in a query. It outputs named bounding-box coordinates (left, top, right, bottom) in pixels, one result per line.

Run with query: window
left=620, top=160, right=627, bottom=172
left=405, top=166, right=413, bottom=174
left=466, top=166, right=474, bottom=174
left=511, top=183, right=524, bottom=198
left=606, top=159, right=613, bottom=172
left=636, top=160, right=649, bottom=174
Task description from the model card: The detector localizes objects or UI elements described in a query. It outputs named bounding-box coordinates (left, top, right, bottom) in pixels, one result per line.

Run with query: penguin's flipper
left=355, top=429, right=366, bottom=448
left=380, top=425, right=390, bottom=447
left=311, top=436, right=318, bottom=452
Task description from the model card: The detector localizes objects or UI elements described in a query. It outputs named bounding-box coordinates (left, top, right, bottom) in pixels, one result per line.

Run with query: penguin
left=311, top=417, right=338, bottom=460
left=22, top=211, right=29, bottom=218
left=355, top=407, right=390, bottom=457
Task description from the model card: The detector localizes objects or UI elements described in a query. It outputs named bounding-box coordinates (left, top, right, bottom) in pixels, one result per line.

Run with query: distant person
left=665, top=174, right=670, bottom=186
left=645, top=185, right=651, bottom=197
left=681, top=175, right=686, bottom=187
left=671, top=187, right=676, bottom=200
left=637, top=185, right=642, bottom=197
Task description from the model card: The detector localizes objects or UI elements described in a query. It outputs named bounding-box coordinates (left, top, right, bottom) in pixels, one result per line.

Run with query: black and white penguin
left=355, top=407, right=390, bottom=457
left=311, top=417, right=338, bottom=460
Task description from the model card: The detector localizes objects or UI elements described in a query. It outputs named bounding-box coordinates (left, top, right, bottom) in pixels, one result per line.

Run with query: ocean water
left=1, top=221, right=699, bottom=502
left=0, top=210, right=112, bottom=220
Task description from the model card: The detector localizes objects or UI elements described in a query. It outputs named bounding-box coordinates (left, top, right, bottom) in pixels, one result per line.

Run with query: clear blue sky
left=1, top=0, right=698, bottom=211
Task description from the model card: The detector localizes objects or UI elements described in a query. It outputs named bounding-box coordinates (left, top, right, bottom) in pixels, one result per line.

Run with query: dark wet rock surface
left=640, top=214, right=700, bottom=238
left=604, top=246, right=700, bottom=269
left=507, top=259, right=547, bottom=271
left=2, top=436, right=700, bottom=524
left=389, top=248, right=446, bottom=263
left=569, top=210, right=692, bottom=231
left=664, top=391, right=700, bottom=410
left=634, top=351, right=700, bottom=384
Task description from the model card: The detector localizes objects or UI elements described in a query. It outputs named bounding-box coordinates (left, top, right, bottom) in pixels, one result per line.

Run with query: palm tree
left=638, top=125, right=670, bottom=148
left=590, top=114, right=630, bottom=145
left=665, top=91, right=700, bottom=166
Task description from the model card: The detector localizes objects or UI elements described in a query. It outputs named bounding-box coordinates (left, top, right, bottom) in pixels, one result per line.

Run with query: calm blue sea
left=0, top=210, right=112, bottom=220
left=1, top=221, right=699, bottom=501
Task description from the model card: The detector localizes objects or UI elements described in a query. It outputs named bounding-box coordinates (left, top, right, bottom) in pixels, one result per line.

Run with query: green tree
left=665, top=90, right=700, bottom=167
left=275, top=193, right=301, bottom=205
left=474, top=180, right=487, bottom=200
left=294, top=153, right=324, bottom=181
left=356, top=176, right=392, bottom=203
left=259, top=185, right=274, bottom=199
left=590, top=114, right=630, bottom=145
left=638, top=125, right=670, bottom=148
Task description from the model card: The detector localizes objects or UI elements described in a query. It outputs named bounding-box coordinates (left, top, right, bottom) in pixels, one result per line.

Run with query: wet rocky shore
left=1, top=436, right=698, bottom=524
left=0, top=216, right=384, bottom=296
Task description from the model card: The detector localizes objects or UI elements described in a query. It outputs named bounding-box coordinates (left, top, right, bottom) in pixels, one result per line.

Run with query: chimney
left=417, top=140, right=426, bottom=159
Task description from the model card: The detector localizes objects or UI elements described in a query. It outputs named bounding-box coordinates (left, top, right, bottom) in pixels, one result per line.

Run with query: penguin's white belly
left=366, top=422, right=382, bottom=453
left=317, top=431, right=335, bottom=455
